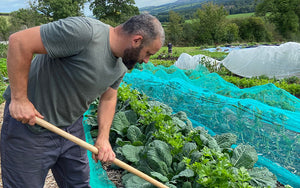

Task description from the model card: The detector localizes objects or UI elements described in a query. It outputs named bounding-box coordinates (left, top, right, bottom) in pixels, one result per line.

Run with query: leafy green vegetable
left=111, top=111, right=131, bottom=136
left=121, top=145, right=144, bottom=163
left=248, top=167, right=277, bottom=188
left=85, top=84, right=278, bottom=187
left=231, top=144, right=258, bottom=169
left=214, top=133, right=237, bottom=148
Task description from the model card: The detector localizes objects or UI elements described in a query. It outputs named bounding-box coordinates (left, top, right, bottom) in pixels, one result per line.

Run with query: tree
left=9, top=8, right=47, bottom=31
left=89, top=0, right=139, bottom=25
left=166, top=11, right=183, bottom=45
left=193, top=2, right=229, bottom=44
left=0, top=16, right=10, bottom=41
left=256, top=0, right=300, bottom=39
left=31, top=0, right=87, bottom=21
left=232, top=16, right=271, bottom=42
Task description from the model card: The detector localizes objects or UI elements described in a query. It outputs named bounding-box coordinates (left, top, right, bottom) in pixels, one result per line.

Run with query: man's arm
left=92, top=87, right=118, bottom=163
left=7, top=26, right=46, bottom=125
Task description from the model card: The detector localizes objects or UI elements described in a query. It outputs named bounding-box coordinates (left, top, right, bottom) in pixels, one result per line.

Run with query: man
left=1, top=14, right=164, bottom=187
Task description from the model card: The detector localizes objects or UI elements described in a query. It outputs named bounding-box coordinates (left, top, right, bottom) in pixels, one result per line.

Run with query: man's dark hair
left=121, top=14, right=165, bottom=46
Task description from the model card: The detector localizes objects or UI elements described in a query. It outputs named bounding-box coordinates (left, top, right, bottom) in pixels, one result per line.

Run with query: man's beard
left=122, top=45, right=143, bottom=70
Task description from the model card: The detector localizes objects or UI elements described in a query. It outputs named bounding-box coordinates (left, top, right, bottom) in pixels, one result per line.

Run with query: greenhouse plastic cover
left=221, top=42, right=300, bottom=79
left=174, top=53, right=220, bottom=70
left=122, top=62, right=300, bottom=187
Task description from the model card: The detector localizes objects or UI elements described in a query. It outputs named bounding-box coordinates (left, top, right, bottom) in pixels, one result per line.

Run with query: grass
left=185, top=12, right=255, bottom=23
left=226, top=12, right=255, bottom=19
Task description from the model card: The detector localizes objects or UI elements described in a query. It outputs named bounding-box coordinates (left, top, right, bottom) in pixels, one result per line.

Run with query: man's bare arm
left=92, top=87, right=118, bottom=163
left=7, top=26, right=46, bottom=125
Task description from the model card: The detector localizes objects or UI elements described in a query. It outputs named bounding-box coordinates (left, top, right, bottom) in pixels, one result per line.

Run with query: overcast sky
left=0, top=0, right=177, bottom=15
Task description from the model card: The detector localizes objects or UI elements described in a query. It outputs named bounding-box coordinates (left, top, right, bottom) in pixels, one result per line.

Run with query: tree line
left=166, top=0, right=300, bottom=46
left=0, top=0, right=299, bottom=46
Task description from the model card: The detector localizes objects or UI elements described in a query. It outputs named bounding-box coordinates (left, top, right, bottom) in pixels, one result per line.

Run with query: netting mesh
left=123, top=62, right=300, bottom=187
left=83, top=110, right=116, bottom=188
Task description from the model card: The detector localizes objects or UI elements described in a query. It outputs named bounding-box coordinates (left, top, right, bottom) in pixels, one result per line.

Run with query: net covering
left=123, top=62, right=300, bottom=187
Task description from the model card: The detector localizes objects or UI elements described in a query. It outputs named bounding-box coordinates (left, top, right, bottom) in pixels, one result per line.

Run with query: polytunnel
left=220, top=42, right=300, bottom=79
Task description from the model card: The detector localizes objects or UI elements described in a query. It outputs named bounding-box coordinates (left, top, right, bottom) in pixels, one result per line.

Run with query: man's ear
left=132, top=35, right=143, bottom=48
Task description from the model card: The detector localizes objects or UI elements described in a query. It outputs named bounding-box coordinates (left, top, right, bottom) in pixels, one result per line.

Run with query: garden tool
left=35, top=117, right=168, bottom=188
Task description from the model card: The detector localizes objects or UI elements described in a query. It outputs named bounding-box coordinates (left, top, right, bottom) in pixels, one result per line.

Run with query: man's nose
left=143, top=57, right=150, bottom=63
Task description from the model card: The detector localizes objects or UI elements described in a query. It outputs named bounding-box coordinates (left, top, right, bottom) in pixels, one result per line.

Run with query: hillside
left=140, top=0, right=257, bottom=21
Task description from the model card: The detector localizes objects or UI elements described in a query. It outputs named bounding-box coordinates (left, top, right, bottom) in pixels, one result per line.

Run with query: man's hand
left=92, top=138, right=116, bottom=163
left=9, top=98, right=44, bottom=125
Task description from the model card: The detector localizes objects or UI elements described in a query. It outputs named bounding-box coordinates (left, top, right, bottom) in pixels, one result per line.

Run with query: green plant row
left=85, top=84, right=280, bottom=188
left=223, top=75, right=300, bottom=98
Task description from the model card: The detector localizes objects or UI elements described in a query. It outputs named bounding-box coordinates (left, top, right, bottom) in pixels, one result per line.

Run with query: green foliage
left=248, top=167, right=277, bottom=188
left=0, top=58, right=8, bottom=104
left=86, top=83, right=277, bottom=187
left=232, top=16, right=272, bottom=42
left=193, top=2, right=229, bottom=44
left=90, top=0, right=139, bottom=24
left=230, top=144, right=258, bottom=169
left=9, top=8, right=47, bottom=31
left=30, top=0, right=86, bottom=21
left=0, top=17, right=10, bottom=41
left=256, top=0, right=300, bottom=39
left=166, top=11, right=184, bottom=45
left=0, top=44, right=7, bottom=58
left=214, top=133, right=237, bottom=149
left=223, top=75, right=300, bottom=100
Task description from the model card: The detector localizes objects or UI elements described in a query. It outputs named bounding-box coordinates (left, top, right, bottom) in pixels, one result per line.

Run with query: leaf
left=231, top=144, right=258, bottom=169
left=214, top=133, right=237, bottom=148
left=89, top=129, right=98, bottom=138
left=182, top=142, right=198, bottom=156
left=148, top=100, right=173, bottom=115
left=146, top=140, right=172, bottom=176
left=122, top=173, right=153, bottom=188
left=124, top=110, right=138, bottom=124
left=172, top=169, right=194, bottom=180
left=115, top=138, right=131, bottom=147
left=111, top=111, right=130, bottom=136
left=127, top=125, right=144, bottom=143
left=182, top=181, right=192, bottom=188
left=121, top=145, right=144, bottom=163
left=248, top=167, right=277, bottom=188
left=150, top=172, right=169, bottom=183
left=148, top=140, right=172, bottom=166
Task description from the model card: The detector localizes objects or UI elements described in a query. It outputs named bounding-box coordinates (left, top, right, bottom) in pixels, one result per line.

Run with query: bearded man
left=1, top=14, right=165, bottom=187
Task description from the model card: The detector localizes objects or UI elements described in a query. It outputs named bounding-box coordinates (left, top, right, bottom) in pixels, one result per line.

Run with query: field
left=226, top=12, right=255, bottom=19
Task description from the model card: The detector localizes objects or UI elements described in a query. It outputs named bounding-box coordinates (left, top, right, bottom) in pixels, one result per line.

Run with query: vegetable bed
left=85, top=84, right=278, bottom=188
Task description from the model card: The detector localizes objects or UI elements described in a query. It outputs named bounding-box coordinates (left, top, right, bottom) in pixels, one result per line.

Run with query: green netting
left=123, top=62, right=300, bottom=187
left=83, top=109, right=116, bottom=188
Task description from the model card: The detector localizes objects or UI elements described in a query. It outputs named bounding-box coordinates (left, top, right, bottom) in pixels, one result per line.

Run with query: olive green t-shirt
left=4, top=17, right=128, bottom=132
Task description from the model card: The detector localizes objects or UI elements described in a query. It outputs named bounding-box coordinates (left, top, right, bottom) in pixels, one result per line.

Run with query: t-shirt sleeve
left=110, top=73, right=125, bottom=90
left=40, top=17, right=93, bottom=58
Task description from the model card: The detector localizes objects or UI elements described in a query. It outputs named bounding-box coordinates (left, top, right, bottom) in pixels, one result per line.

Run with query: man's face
left=122, top=45, right=143, bottom=70
left=122, top=37, right=162, bottom=70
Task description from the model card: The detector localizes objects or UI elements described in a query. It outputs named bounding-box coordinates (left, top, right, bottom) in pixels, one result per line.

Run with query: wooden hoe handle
left=35, top=117, right=169, bottom=188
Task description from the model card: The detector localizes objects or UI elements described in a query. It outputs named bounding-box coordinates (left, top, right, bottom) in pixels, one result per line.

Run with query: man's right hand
left=9, top=98, right=44, bottom=126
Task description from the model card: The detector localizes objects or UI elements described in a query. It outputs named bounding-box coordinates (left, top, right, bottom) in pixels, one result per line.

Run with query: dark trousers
left=1, top=102, right=91, bottom=188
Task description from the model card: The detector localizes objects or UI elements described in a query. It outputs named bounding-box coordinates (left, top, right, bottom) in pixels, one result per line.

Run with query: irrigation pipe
left=35, top=117, right=168, bottom=188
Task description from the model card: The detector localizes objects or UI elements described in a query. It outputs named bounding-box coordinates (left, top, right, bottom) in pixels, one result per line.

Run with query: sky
left=0, top=0, right=177, bottom=15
